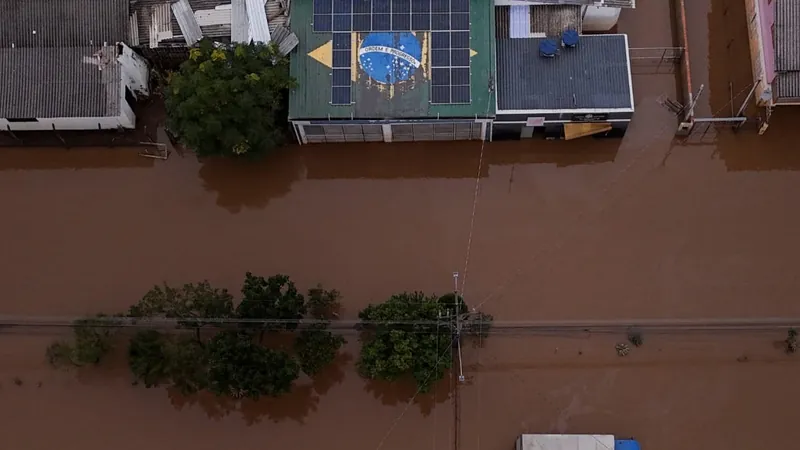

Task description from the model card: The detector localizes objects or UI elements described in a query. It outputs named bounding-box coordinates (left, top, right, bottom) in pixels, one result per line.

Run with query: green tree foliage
left=237, top=273, right=306, bottom=332
left=166, top=337, right=210, bottom=395
left=46, top=317, right=114, bottom=368
left=165, top=40, right=297, bottom=157
left=307, top=285, right=342, bottom=320
left=129, top=281, right=234, bottom=339
left=206, top=331, right=299, bottom=399
left=47, top=274, right=348, bottom=401
left=357, top=292, right=493, bottom=391
left=295, top=324, right=346, bottom=376
left=357, top=292, right=456, bottom=392
left=128, top=330, right=170, bottom=387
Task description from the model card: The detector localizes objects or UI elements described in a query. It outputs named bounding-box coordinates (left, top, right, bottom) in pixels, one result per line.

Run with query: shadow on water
left=715, top=109, right=800, bottom=171
left=198, top=150, right=304, bottom=213
left=362, top=372, right=452, bottom=417
left=0, top=147, right=154, bottom=171
left=166, top=352, right=352, bottom=425
left=301, top=139, right=620, bottom=180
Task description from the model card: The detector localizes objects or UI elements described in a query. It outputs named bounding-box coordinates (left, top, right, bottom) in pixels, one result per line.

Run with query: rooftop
left=493, top=0, right=635, bottom=7
left=129, top=0, right=291, bottom=48
left=495, top=4, right=582, bottom=39
left=495, top=34, right=633, bottom=112
left=517, top=435, right=617, bottom=450
left=0, top=0, right=129, bottom=47
left=0, top=47, right=121, bottom=118
left=774, top=0, right=800, bottom=100
left=288, top=0, right=495, bottom=120
left=0, top=0, right=129, bottom=119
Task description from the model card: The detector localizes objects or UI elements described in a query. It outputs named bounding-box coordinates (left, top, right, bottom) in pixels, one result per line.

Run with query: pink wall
left=758, top=0, right=776, bottom=83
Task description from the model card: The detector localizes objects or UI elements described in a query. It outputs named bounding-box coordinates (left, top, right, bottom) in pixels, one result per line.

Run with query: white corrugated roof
left=520, top=435, right=616, bottom=450
left=172, top=0, right=204, bottom=46
left=245, top=0, right=271, bottom=43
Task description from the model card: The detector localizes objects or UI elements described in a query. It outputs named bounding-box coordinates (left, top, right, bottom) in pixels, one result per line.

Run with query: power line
left=1, top=315, right=798, bottom=330
left=471, top=122, right=675, bottom=314
left=372, top=336, right=457, bottom=450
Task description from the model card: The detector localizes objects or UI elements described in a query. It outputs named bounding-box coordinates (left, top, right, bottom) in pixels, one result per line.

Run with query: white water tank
left=581, top=5, right=621, bottom=32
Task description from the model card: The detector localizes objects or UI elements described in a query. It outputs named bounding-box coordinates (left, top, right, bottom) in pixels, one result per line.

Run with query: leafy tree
left=786, top=328, right=798, bottom=354
left=295, top=324, right=345, bottom=376
left=46, top=317, right=114, bottom=368
left=206, top=331, right=299, bottom=399
left=165, top=40, right=297, bottom=157
left=307, top=285, right=342, bottom=320
left=167, top=337, right=210, bottom=395
left=295, top=285, right=346, bottom=376
left=72, top=318, right=115, bottom=364
left=130, top=281, right=234, bottom=340
left=237, top=273, right=306, bottom=333
left=128, top=330, right=170, bottom=387
left=357, top=292, right=455, bottom=392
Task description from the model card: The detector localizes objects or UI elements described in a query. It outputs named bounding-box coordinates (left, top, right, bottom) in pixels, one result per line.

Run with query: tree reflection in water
left=166, top=351, right=352, bottom=424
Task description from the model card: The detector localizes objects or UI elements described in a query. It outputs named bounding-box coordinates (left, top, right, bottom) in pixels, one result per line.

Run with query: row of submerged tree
left=46, top=273, right=493, bottom=400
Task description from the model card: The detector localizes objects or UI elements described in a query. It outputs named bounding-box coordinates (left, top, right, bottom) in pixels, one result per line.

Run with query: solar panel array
left=430, top=30, right=470, bottom=104
left=313, top=0, right=470, bottom=32
left=331, top=33, right=352, bottom=105
left=314, top=0, right=472, bottom=106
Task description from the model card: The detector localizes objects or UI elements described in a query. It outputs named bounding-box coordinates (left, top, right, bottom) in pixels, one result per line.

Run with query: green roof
left=288, top=0, right=495, bottom=120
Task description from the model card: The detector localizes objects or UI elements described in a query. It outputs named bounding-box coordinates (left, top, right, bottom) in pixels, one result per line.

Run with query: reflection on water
left=363, top=373, right=452, bottom=417
left=198, top=151, right=304, bottom=213
left=302, top=139, right=620, bottom=181
left=0, top=147, right=153, bottom=171
left=166, top=351, right=354, bottom=424
left=716, top=109, right=800, bottom=171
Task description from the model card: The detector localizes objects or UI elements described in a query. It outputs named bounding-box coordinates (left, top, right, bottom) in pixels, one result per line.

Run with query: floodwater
left=3, top=0, right=800, bottom=449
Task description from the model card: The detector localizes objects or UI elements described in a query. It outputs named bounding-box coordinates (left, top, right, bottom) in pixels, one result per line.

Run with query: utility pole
left=452, top=271, right=462, bottom=450
left=453, top=272, right=465, bottom=383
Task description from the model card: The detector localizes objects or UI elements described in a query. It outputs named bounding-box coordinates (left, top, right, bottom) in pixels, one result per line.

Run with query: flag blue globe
left=358, top=32, right=423, bottom=85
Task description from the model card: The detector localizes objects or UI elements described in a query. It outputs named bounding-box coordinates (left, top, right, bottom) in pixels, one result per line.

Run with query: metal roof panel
left=496, top=34, right=633, bottom=111
left=0, top=46, right=121, bottom=118
left=775, top=0, right=800, bottom=72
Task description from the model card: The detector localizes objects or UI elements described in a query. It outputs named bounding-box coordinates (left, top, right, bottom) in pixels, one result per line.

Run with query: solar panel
left=331, top=32, right=352, bottom=105
left=313, top=0, right=473, bottom=105
left=354, top=0, right=371, bottom=13
left=412, top=0, right=430, bottom=12
left=430, top=29, right=471, bottom=104
left=313, top=0, right=470, bottom=33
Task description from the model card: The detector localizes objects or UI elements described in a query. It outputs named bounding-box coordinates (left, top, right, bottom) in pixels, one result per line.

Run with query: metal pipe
left=692, top=117, right=748, bottom=123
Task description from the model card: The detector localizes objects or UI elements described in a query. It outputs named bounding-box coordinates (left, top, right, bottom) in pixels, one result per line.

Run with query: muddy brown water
left=3, top=1, right=800, bottom=449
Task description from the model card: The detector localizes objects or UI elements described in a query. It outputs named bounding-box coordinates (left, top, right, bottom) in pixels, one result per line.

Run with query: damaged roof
left=130, top=0, right=290, bottom=48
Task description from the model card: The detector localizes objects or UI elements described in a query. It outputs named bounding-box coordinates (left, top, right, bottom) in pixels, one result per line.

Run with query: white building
left=0, top=0, right=150, bottom=131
